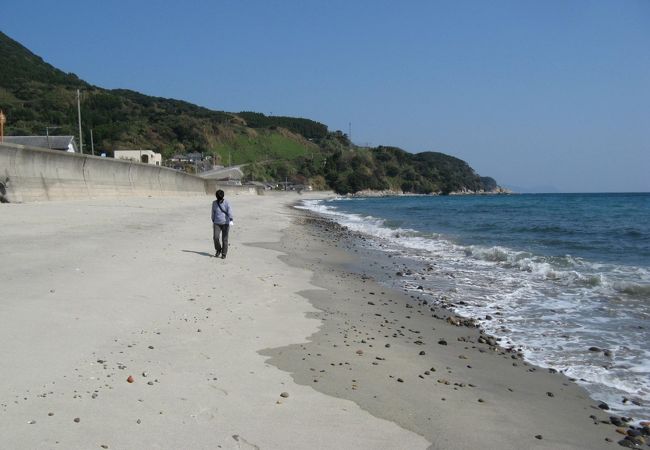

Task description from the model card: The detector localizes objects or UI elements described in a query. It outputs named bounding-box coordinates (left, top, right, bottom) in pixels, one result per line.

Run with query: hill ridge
left=0, top=31, right=499, bottom=194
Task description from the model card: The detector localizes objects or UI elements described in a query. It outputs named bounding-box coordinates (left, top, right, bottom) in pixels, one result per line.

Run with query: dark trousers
left=213, top=223, right=230, bottom=255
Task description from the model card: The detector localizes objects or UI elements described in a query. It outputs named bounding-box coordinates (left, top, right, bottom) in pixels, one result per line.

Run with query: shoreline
left=262, top=203, right=642, bottom=449
left=291, top=194, right=650, bottom=424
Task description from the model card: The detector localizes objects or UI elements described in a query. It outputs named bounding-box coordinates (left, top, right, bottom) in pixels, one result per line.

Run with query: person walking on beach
left=212, top=189, right=233, bottom=259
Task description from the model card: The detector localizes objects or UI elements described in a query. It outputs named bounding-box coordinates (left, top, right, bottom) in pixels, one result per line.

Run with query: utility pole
left=77, top=89, right=83, bottom=154
left=90, top=129, right=95, bottom=156
left=0, top=110, right=6, bottom=143
left=348, top=122, right=352, bottom=146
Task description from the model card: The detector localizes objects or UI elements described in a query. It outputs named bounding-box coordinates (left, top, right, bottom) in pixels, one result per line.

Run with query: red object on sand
left=127, top=375, right=134, bottom=383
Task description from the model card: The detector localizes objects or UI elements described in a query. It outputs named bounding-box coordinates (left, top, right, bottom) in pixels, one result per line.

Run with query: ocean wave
left=299, top=199, right=649, bottom=299
left=615, top=282, right=650, bottom=299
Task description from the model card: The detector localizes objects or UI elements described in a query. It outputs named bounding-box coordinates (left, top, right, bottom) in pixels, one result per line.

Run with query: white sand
left=0, top=193, right=428, bottom=449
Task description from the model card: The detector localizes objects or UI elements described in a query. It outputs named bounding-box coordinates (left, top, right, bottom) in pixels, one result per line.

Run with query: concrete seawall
left=0, top=143, right=258, bottom=202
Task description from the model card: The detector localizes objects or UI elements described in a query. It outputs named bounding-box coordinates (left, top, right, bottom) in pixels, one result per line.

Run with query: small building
left=169, top=152, right=204, bottom=163
left=3, top=136, right=78, bottom=152
left=113, top=150, right=162, bottom=166
left=186, top=152, right=204, bottom=163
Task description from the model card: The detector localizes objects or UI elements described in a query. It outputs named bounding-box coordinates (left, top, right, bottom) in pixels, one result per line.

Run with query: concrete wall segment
left=0, top=143, right=209, bottom=202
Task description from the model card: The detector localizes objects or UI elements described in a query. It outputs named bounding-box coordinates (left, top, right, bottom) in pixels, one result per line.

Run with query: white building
left=114, top=150, right=162, bottom=166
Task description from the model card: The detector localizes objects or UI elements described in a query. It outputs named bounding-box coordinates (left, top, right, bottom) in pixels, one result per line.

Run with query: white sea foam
left=297, top=198, right=650, bottom=422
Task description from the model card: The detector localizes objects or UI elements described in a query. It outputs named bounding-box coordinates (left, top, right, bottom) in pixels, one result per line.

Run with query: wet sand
left=261, top=212, right=632, bottom=449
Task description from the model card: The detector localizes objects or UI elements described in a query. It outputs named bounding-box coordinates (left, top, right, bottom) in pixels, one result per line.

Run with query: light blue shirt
left=211, top=199, right=233, bottom=225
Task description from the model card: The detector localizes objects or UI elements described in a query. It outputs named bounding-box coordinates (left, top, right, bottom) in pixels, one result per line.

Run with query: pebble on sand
left=280, top=392, right=289, bottom=398
left=127, top=375, right=134, bottom=383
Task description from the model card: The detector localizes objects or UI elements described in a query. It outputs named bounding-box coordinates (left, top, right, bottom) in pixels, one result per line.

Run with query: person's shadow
left=182, top=250, right=214, bottom=258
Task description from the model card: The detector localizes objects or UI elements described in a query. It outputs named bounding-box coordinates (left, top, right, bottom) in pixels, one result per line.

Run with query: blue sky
left=1, top=0, right=649, bottom=192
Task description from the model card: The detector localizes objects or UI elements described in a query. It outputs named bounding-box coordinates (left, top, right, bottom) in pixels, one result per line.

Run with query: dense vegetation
left=0, top=31, right=499, bottom=194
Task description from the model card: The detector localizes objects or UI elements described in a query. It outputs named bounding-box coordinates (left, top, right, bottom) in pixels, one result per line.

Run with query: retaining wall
left=0, top=143, right=257, bottom=203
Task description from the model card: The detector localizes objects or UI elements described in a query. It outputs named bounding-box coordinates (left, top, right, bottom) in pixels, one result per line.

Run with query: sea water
left=299, top=193, right=650, bottom=421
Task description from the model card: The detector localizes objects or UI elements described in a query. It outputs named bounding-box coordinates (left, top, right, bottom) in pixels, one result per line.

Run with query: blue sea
left=299, top=193, right=650, bottom=422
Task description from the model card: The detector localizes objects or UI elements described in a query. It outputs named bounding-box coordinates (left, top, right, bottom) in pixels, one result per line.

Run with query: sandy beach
left=0, top=192, right=635, bottom=449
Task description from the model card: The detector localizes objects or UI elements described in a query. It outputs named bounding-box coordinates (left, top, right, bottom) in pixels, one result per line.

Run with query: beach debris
left=534, top=435, right=543, bottom=440
left=280, top=392, right=289, bottom=398
left=397, top=378, right=404, bottom=383
left=126, top=375, right=134, bottom=383
left=356, top=350, right=364, bottom=355
left=546, top=392, right=554, bottom=397
left=438, top=339, right=448, bottom=345
left=73, top=417, right=80, bottom=423
left=588, top=346, right=601, bottom=352
left=27, top=420, right=36, bottom=424
left=446, top=317, right=459, bottom=326
left=618, top=435, right=647, bottom=447
left=419, top=351, right=426, bottom=356
left=597, top=401, right=610, bottom=410
left=610, top=416, right=624, bottom=426
left=627, top=429, right=643, bottom=438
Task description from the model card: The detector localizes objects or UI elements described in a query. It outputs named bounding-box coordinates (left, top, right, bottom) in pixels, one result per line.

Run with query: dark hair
left=215, top=189, right=225, bottom=203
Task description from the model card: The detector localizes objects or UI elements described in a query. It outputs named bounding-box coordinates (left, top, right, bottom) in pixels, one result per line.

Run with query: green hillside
left=0, top=30, right=500, bottom=194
